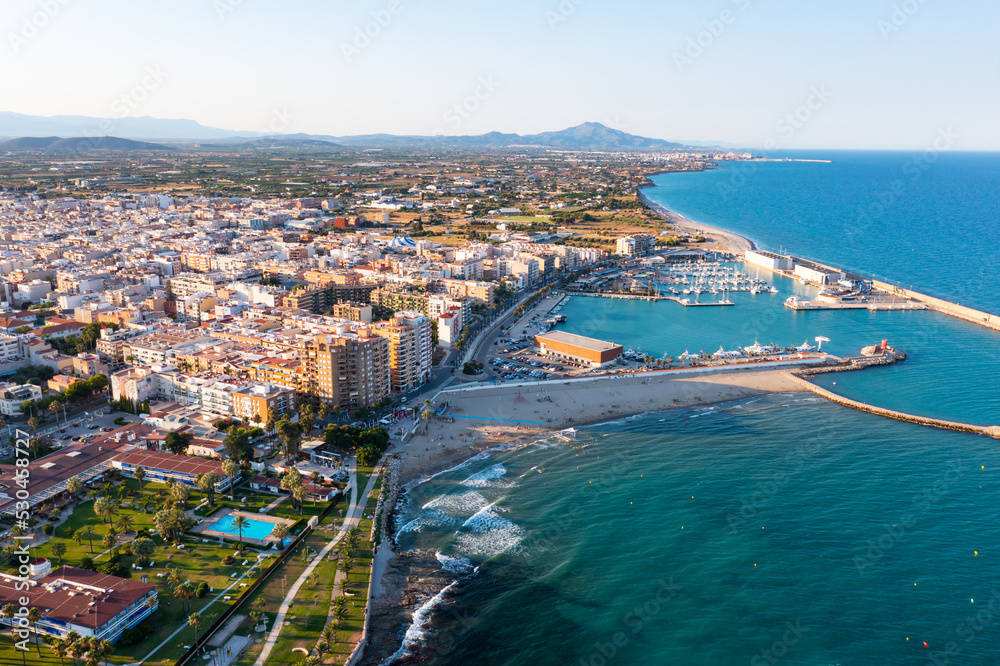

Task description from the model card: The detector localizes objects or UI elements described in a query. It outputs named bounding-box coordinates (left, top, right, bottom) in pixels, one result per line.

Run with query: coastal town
left=1, top=140, right=997, bottom=665
left=0, top=146, right=771, bottom=665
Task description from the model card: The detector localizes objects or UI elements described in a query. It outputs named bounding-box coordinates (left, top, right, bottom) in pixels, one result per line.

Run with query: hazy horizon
left=3, top=0, right=997, bottom=150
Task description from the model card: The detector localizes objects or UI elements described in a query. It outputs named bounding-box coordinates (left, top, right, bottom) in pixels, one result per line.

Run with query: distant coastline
left=637, top=185, right=757, bottom=253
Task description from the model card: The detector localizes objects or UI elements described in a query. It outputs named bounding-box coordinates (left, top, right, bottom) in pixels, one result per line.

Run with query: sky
left=1, top=0, right=997, bottom=149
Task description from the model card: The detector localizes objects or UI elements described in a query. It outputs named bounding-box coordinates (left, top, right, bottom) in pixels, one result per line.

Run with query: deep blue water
left=396, top=397, right=1000, bottom=666
left=387, top=152, right=1000, bottom=666
left=645, top=151, right=1000, bottom=315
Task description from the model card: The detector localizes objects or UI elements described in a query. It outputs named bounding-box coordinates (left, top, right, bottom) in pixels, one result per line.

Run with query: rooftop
left=535, top=330, right=621, bottom=352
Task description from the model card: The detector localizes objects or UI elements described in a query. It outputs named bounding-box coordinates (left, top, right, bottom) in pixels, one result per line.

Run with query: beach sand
left=394, top=368, right=801, bottom=485
left=639, top=188, right=756, bottom=254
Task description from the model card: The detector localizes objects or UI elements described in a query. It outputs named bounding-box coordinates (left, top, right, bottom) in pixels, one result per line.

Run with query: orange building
left=534, top=331, right=623, bottom=368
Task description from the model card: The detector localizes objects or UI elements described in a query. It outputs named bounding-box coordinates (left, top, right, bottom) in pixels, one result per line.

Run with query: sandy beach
left=393, top=367, right=802, bottom=485
left=638, top=187, right=756, bottom=254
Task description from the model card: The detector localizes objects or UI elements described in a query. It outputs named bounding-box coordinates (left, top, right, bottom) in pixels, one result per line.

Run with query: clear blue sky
left=2, top=0, right=996, bottom=149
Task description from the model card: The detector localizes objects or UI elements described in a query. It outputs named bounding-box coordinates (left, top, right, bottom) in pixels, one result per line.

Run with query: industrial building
left=745, top=250, right=794, bottom=271
left=793, top=262, right=846, bottom=285
left=534, top=331, right=623, bottom=367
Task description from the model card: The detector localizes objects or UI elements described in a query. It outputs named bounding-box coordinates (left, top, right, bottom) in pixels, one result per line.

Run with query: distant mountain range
left=0, top=136, right=169, bottom=152
left=0, top=112, right=688, bottom=152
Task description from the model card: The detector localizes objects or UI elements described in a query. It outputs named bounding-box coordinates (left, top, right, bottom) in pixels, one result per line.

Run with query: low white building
left=745, top=250, right=794, bottom=272
left=794, top=263, right=846, bottom=286
left=0, top=383, right=43, bottom=416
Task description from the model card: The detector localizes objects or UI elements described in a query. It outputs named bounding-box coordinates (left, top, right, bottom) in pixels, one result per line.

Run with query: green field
left=0, top=473, right=344, bottom=665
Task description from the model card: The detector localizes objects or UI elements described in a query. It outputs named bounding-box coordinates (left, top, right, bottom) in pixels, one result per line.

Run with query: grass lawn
left=4, top=477, right=279, bottom=665
left=0, top=472, right=348, bottom=665
left=237, top=472, right=383, bottom=665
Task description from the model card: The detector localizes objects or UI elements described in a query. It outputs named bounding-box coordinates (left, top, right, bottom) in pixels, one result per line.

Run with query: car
left=59, top=429, right=66, bottom=433
left=401, top=397, right=408, bottom=403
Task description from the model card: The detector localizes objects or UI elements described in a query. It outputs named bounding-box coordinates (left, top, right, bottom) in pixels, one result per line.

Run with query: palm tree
left=132, top=537, right=156, bottom=566
left=292, top=484, right=308, bottom=515
left=175, top=583, right=193, bottom=614
left=49, top=400, right=62, bottom=425
left=271, top=522, right=290, bottom=548
left=116, top=513, right=133, bottom=533
left=1, top=603, right=15, bottom=640
left=233, top=515, right=249, bottom=553
left=313, top=639, right=329, bottom=661
left=68, top=635, right=85, bottom=666
left=171, top=482, right=190, bottom=509
left=102, top=532, right=116, bottom=550
left=81, top=524, right=95, bottom=553
left=188, top=612, right=203, bottom=645
left=134, top=466, right=146, bottom=492
left=55, top=636, right=70, bottom=666
left=196, top=471, right=220, bottom=507
left=331, top=598, right=349, bottom=642
left=52, top=541, right=67, bottom=565
left=222, top=458, right=240, bottom=500
left=421, top=407, right=433, bottom=433
left=166, top=570, right=182, bottom=593
left=94, top=497, right=114, bottom=525
left=66, top=475, right=84, bottom=503
left=71, top=529, right=85, bottom=549
left=97, top=639, right=113, bottom=666
left=321, top=623, right=336, bottom=647
left=27, top=606, right=41, bottom=654
left=27, top=416, right=39, bottom=437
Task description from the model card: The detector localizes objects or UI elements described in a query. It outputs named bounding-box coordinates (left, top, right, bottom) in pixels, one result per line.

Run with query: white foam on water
left=455, top=502, right=523, bottom=560
left=395, top=509, right=456, bottom=538
left=379, top=580, right=459, bottom=665
left=435, top=551, right=475, bottom=574
left=402, top=450, right=495, bottom=492
left=424, top=489, right=489, bottom=516
left=460, top=463, right=507, bottom=488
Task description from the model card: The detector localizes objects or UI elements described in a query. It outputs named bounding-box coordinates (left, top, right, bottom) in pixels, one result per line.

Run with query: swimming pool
left=207, top=514, right=276, bottom=541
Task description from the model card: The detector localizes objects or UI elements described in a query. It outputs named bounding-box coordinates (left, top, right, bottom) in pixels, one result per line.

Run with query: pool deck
left=191, top=508, right=297, bottom=547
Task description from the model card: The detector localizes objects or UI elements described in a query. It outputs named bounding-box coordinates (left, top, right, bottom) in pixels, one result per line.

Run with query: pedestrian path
left=254, top=459, right=382, bottom=665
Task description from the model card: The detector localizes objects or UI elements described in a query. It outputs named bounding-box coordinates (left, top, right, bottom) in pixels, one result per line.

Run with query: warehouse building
left=534, top=331, right=623, bottom=368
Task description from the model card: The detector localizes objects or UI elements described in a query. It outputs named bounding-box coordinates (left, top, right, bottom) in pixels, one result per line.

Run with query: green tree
left=131, top=537, right=156, bottom=566
left=233, top=515, right=249, bottom=553
left=116, top=513, right=133, bottom=533
left=276, top=417, right=303, bottom=459
left=51, top=541, right=67, bottom=565
left=163, top=431, right=192, bottom=455
left=223, top=427, right=253, bottom=461
left=170, top=483, right=190, bottom=510
left=66, top=475, right=84, bottom=502
left=94, top=497, right=117, bottom=525
left=222, top=458, right=240, bottom=500
left=196, top=471, right=221, bottom=507
left=27, top=606, right=41, bottom=654
left=271, top=522, right=290, bottom=547
left=134, top=466, right=146, bottom=491
left=188, top=612, right=203, bottom=645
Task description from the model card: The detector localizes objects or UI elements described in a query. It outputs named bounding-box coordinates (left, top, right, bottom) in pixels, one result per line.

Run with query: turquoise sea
left=387, top=153, right=1000, bottom=665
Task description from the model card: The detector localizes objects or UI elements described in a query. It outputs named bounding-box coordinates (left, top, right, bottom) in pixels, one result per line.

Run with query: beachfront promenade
left=253, top=460, right=383, bottom=666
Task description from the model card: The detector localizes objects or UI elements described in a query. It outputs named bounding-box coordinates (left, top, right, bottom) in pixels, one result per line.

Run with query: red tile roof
left=0, top=566, right=155, bottom=632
